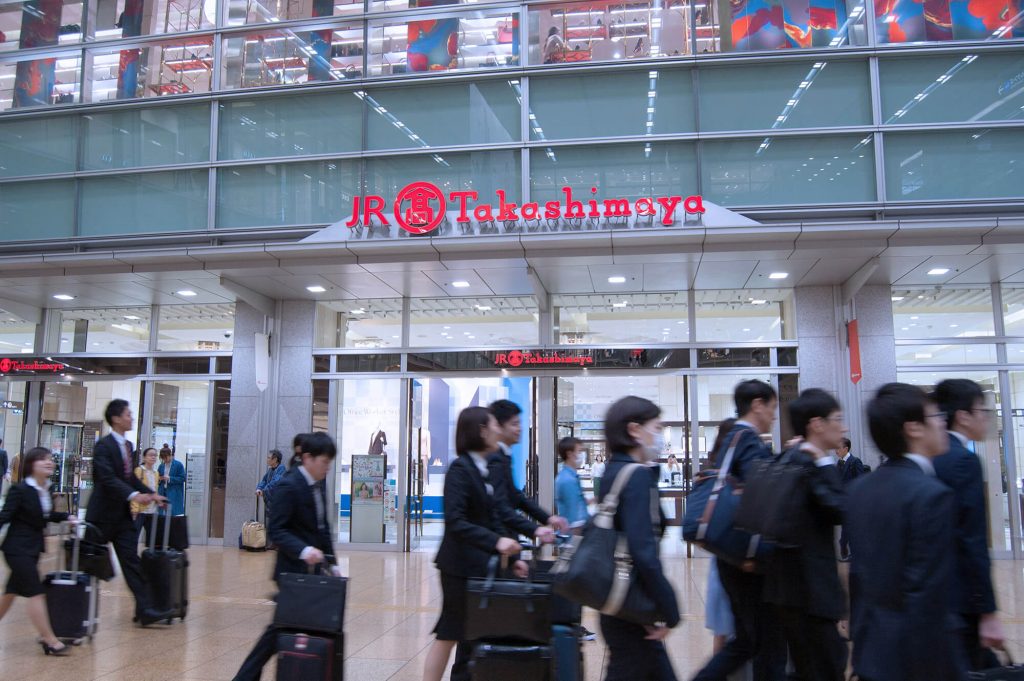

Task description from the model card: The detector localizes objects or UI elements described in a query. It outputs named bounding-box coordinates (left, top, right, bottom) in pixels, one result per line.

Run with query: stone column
left=847, top=285, right=898, bottom=468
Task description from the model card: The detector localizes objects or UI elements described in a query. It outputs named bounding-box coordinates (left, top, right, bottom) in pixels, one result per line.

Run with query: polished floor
left=1, top=539, right=1023, bottom=681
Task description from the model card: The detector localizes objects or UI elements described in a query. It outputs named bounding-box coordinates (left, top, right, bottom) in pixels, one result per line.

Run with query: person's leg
left=422, top=639, right=456, bottom=681
left=648, top=638, right=678, bottom=681
left=24, top=595, right=63, bottom=648
left=775, top=607, right=815, bottom=681
left=692, top=561, right=758, bottom=681
left=232, top=624, right=279, bottom=681
left=838, top=526, right=850, bottom=560
left=752, top=590, right=787, bottom=681
left=109, top=523, right=153, bottom=616
left=449, top=640, right=474, bottom=681
left=0, top=592, right=15, bottom=621
left=602, top=615, right=657, bottom=681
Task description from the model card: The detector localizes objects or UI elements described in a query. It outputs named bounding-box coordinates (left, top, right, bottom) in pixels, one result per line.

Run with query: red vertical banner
left=848, top=319, right=862, bottom=384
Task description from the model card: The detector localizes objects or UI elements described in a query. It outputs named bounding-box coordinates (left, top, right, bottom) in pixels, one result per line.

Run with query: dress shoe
left=137, top=608, right=174, bottom=626
left=41, top=641, right=71, bottom=656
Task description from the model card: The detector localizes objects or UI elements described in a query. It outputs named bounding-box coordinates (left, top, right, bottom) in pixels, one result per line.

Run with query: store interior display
left=369, top=12, right=519, bottom=75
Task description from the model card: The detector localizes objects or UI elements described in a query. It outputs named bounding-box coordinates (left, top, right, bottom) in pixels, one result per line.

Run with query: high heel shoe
left=40, top=641, right=70, bottom=656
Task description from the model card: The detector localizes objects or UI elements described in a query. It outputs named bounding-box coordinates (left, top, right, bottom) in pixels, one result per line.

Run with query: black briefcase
left=969, top=650, right=1024, bottom=680
left=471, top=643, right=552, bottom=681
left=465, top=557, right=552, bottom=645
left=273, top=570, right=347, bottom=635
left=64, top=537, right=115, bottom=581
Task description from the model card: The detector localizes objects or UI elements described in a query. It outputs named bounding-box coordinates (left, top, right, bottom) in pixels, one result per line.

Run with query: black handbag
left=968, top=650, right=1024, bottom=679
left=67, top=523, right=116, bottom=581
left=550, top=463, right=663, bottom=625
left=273, top=568, right=347, bottom=635
left=733, top=448, right=809, bottom=547
left=465, top=556, right=552, bottom=644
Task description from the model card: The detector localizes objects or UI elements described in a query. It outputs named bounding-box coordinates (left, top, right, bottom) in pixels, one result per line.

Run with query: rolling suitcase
left=552, top=625, right=583, bottom=681
left=45, top=521, right=101, bottom=643
left=470, top=643, right=552, bottom=681
left=242, top=497, right=267, bottom=551
left=276, top=632, right=344, bottom=681
left=141, top=508, right=188, bottom=623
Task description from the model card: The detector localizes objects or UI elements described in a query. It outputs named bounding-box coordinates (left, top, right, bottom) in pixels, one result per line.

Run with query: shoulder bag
left=734, top=448, right=809, bottom=547
left=549, top=463, right=663, bottom=625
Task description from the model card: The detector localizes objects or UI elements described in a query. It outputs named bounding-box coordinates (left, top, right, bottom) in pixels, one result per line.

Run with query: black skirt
left=3, top=552, right=44, bottom=597
left=432, top=571, right=468, bottom=642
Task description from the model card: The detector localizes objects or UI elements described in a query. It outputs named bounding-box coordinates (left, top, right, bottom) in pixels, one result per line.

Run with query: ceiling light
left=927, top=268, right=950, bottom=276
left=452, top=281, right=470, bottom=288
left=112, top=323, right=132, bottom=331
left=467, top=335, right=475, bottom=339
left=608, top=276, right=627, bottom=284
left=306, top=285, right=326, bottom=293
left=124, top=315, right=141, bottom=320
left=613, top=301, right=628, bottom=308
left=751, top=299, right=768, bottom=305
left=768, top=272, right=788, bottom=280
left=351, top=308, right=365, bottom=314
left=53, top=294, right=75, bottom=301
left=476, top=305, right=492, bottom=311
left=910, top=316, right=919, bottom=320
left=176, top=290, right=197, bottom=297
left=950, top=324, right=959, bottom=328
left=743, top=328, right=751, bottom=332
left=443, top=326, right=451, bottom=330
left=892, top=296, right=905, bottom=301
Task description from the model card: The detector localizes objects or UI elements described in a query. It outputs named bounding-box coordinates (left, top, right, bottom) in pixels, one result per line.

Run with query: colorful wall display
left=724, top=0, right=850, bottom=50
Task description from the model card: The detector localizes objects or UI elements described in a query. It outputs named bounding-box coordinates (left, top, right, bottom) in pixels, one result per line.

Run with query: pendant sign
left=344, top=182, right=706, bottom=235
left=848, top=320, right=862, bottom=384
left=0, top=358, right=70, bottom=375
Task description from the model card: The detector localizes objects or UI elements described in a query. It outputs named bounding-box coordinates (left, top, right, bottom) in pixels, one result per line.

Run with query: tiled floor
left=1, top=539, right=1023, bottom=681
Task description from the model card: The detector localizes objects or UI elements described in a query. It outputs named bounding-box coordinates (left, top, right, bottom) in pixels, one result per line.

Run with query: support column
left=272, top=301, right=316, bottom=449
left=537, top=377, right=555, bottom=512
left=847, top=285, right=898, bottom=468
left=794, top=286, right=842, bottom=396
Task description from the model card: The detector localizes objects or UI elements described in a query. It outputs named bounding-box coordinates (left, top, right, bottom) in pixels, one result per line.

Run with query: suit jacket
left=0, top=482, right=69, bottom=556
left=85, top=434, right=153, bottom=530
left=847, top=457, right=960, bottom=681
left=837, top=454, right=867, bottom=485
left=715, top=423, right=772, bottom=483
left=0, top=448, right=8, bottom=478
left=763, top=446, right=846, bottom=620
left=933, top=432, right=996, bottom=616
left=435, top=454, right=506, bottom=578
left=600, top=453, right=680, bottom=627
left=368, top=430, right=387, bottom=456
left=488, top=449, right=549, bottom=538
left=269, top=467, right=336, bottom=583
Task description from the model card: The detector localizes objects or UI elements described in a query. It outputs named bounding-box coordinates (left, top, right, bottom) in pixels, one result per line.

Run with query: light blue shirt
left=555, top=465, right=589, bottom=527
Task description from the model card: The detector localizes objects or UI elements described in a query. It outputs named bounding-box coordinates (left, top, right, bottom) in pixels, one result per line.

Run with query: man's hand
left=303, top=548, right=325, bottom=565
left=495, top=537, right=520, bottom=557
left=511, top=560, right=529, bottom=579
left=330, top=565, right=344, bottom=578
left=644, top=624, right=671, bottom=641
left=534, top=526, right=556, bottom=544
left=979, top=612, right=1005, bottom=650
left=153, top=494, right=169, bottom=508
left=548, top=516, right=569, bottom=532
left=256, top=489, right=263, bottom=497
left=135, top=493, right=156, bottom=506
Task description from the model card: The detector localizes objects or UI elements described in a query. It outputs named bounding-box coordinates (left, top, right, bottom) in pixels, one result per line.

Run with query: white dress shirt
left=110, top=431, right=140, bottom=501
left=905, top=453, right=936, bottom=476
left=26, top=476, right=52, bottom=515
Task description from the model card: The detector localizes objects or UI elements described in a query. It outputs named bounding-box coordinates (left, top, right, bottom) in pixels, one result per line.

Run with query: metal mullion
left=863, top=0, right=878, bottom=46
left=894, top=336, right=1006, bottom=345
left=998, top=368, right=1023, bottom=558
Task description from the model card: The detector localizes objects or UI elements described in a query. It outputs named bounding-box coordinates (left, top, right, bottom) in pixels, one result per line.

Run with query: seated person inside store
left=233, top=432, right=342, bottom=681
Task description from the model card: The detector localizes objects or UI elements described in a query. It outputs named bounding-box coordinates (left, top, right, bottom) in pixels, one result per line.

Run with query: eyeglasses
left=973, top=407, right=996, bottom=415
left=926, top=411, right=947, bottom=422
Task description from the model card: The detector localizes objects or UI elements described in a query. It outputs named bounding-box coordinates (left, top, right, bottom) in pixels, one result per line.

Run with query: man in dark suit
left=932, top=379, right=1004, bottom=671
left=847, top=383, right=962, bottom=681
left=693, top=380, right=786, bottom=681
left=234, top=432, right=340, bottom=681
left=487, top=399, right=565, bottom=538
left=84, top=399, right=170, bottom=626
left=0, top=438, right=8, bottom=498
left=764, top=389, right=847, bottom=680
left=836, top=436, right=866, bottom=561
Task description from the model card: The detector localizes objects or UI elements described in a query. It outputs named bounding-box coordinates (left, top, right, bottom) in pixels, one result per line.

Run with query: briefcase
left=968, top=650, right=1024, bottom=679
left=466, top=556, right=552, bottom=644
left=273, top=570, right=347, bottom=635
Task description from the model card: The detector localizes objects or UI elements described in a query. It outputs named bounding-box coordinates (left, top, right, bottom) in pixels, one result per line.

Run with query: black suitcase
left=471, top=643, right=552, bottom=681
left=277, top=632, right=344, bottom=681
left=141, top=509, right=188, bottom=622
left=46, top=522, right=101, bottom=643
left=533, top=560, right=582, bottom=625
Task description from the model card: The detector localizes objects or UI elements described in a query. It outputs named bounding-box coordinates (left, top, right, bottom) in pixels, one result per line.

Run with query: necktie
left=838, top=459, right=846, bottom=474
left=312, top=482, right=325, bottom=531
left=122, top=441, right=132, bottom=479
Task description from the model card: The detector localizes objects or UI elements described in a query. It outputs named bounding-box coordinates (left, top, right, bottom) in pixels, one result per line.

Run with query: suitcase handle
left=63, top=520, right=102, bottom=577
left=148, top=505, right=173, bottom=551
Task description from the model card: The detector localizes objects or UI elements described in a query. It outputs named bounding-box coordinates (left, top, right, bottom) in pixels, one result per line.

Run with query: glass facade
left=0, top=0, right=1020, bottom=241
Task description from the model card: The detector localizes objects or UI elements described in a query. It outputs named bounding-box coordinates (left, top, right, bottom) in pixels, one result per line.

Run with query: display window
left=87, top=0, right=215, bottom=42
left=695, top=289, right=795, bottom=342
left=222, top=23, right=364, bottom=89
left=0, top=315, right=35, bottom=353
left=0, top=0, right=86, bottom=54
left=554, top=292, right=689, bottom=344
left=708, top=0, right=866, bottom=51
left=316, top=299, right=404, bottom=348
left=227, top=0, right=363, bottom=26
left=366, top=9, right=519, bottom=76
left=85, top=35, right=213, bottom=102
left=0, top=50, right=80, bottom=110
left=157, top=303, right=236, bottom=351
left=892, top=287, right=995, bottom=339
left=58, top=307, right=152, bottom=353
left=528, top=0, right=696, bottom=64
left=876, top=0, right=1022, bottom=44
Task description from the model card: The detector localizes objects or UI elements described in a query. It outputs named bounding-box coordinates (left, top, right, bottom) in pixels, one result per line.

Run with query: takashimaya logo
left=495, top=351, right=594, bottom=368
left=346, top=183, right=705, bottom=235
left=0, top=358, right=68, bottom=374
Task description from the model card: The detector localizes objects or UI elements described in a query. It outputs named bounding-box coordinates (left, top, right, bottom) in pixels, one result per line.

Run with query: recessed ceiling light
left=124, top=315, right=141, bottom=320
left=306, top=285, right=326, bottom=293
left=176, top=290, right=197, bottom=297
left=927, top=268, right=950, bottom=276
left=351, top=308, right=365, bottom=314
left=53, top=294, right=75, bottom=301
left=476, top=305, right=492, bottom=311
left=892, top=296, right=905, bottom=301
left=676, top=321, right=685, bottom=324
left=768, top=272, right=788, bottom=280
left=443, top=326, right=451, bottom=330
left=452, top=281, right=470, bottom=288
left=467, top=335, right=476, bottom=339
left=613, top=301, right=628, bottom=308
left=608, top=276, right=627, bottom=284
left=910, top=316, right=919, bottom=320
left=950, top=323, right=959, bottom=328
left=743, top=328, right=751, bottom=332
left=751, top=299, right=768, bottom=305
left=391, top=335, right=399, bottom=339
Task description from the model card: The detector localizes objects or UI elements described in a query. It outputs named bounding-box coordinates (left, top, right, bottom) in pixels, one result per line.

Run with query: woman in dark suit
left=0, top=447, right=73, bottom=655
left=423, top=406, right=525, bottom=681
left=599, top=396, right=681, bottom=681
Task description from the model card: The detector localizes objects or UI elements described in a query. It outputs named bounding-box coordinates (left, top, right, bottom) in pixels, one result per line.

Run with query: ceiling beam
left=841, top=257, right=880, bottom=307
left=219, top=276, right=276, bottom=317
left=0, top=297, right=42, bottom=325
left=527, top=267, right=550, bottom=312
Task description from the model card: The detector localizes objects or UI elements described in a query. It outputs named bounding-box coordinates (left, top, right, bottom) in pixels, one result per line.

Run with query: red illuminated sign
left=345, top=183, right=705, bottom=235
left=0, top=358, right=69, bottom=375
left=495, top=350, right=594, bottom=368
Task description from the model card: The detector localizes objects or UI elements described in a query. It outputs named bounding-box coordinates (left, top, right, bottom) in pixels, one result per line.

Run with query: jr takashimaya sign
left=344, top=183, right=706, bottom=235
